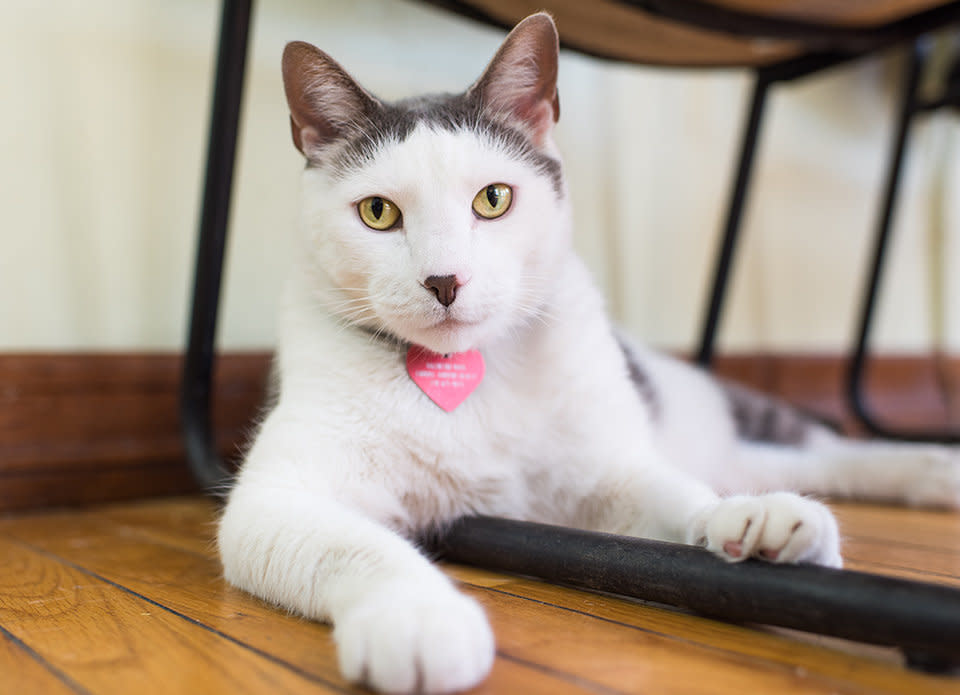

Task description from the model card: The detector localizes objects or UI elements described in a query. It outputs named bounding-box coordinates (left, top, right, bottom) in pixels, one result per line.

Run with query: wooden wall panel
left=0, top=353, right=270, bottom=513
left=1, top=351, right=957, bottom=513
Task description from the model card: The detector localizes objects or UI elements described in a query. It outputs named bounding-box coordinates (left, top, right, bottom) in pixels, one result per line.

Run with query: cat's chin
left=401, top=318, right=487, bottom=356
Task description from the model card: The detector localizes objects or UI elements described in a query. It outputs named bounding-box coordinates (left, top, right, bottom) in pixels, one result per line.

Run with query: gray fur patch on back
left=318, top=91, right=564, bottom=196
left=616, top=335, right=659, bottom=420
left=721, top=380, right=814, bottom=446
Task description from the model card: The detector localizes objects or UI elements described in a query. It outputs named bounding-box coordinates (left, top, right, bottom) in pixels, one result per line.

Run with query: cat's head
left=283, top=13, right=569, bottom=355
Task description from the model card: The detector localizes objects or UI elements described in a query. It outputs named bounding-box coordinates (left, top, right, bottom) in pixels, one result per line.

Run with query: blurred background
left=3, top=0, right=960, bottom=355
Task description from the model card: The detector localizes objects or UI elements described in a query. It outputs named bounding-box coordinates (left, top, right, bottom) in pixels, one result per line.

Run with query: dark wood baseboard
left=2, top=351, right=959, bottom=513
left=0, top=353, right=270, bottom=513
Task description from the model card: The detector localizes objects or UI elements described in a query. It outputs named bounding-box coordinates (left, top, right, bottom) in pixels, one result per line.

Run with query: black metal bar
left=435, top=515, right=960, bottom=670
left=695, top=73, right=770, bottom=367
left=181, top=0, right=254, bottom=491
left=846, top=42, right=960, bottom=443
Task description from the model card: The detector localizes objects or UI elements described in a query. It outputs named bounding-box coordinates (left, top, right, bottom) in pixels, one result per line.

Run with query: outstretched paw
left=688, top=492, right=842, bottom=568
left=335, top=582, right=494, bottom=694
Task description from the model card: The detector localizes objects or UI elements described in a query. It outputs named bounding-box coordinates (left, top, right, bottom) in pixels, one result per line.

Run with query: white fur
left=219, top=39, right=960, bottom=695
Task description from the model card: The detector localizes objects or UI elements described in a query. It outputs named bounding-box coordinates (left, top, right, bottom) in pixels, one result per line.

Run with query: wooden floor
left=1, top=498, right=959, bottom=694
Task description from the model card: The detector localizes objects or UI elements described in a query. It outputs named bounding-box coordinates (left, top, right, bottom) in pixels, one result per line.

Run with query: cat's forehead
left=325, top=92, right=562, bottom=196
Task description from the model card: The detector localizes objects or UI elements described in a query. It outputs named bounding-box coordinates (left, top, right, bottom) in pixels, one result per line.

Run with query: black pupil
left=486, top=186, right=499, bottom=208
left=370, top=197, right=383, bottom=219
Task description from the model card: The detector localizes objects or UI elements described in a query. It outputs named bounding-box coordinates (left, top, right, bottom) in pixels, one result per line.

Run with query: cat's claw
left=689, top=492, right=842, bottom=568
left=335, top=583, right=494, bottom=694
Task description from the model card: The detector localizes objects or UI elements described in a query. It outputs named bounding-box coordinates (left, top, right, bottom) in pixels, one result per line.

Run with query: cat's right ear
left=281, top=42, right=379, bottom=160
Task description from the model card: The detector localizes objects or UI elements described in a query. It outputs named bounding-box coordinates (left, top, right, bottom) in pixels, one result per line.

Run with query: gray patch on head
left=314, top=91, right=564, bottom=196
left=721, top=381, right=816, bottom=446
left=616, top=335, right=659, bottom=421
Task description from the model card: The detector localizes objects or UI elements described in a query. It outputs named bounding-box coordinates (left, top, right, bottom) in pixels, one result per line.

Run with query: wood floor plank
left=0, top=536, right=344, bottom=695
left=462, top=585, right=871, bottom=695
left=0, top=515, right=610, bottom=694
left=83, top=496, right=220, bottom=556
left=832, top=504, right=960, bottom=552
left=841, top=537, right=960, bottom=586
left=841, top=559, right=960, bottom=587
left=0, top=628, right=82, bottom=695
left=452, top=575, right=959, bottom=694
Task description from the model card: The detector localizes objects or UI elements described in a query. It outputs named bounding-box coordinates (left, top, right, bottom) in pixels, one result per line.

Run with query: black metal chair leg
left=181, top=0, right=254, bottom=491
left=695, top=73, right=772, bottom=367
left=846, top=41, right=960, bottom=443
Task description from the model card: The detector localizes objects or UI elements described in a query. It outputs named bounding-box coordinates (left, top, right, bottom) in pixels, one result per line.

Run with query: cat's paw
left=688, top=492, right=842, bottom=568
left=335, top=583, right=494, bottom=694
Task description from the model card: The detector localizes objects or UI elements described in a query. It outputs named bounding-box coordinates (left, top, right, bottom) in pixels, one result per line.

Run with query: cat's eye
left=357, top=196, right=401, bottom=231
left=472, top=183, right=513, bottom=219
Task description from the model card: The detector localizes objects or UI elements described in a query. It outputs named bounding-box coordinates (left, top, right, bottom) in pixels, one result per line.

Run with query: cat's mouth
left=431, top=316, right=480, bottom=330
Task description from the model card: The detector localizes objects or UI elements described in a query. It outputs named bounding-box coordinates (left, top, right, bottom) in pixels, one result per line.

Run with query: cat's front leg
left=597, top=461, right=842, bottom=567
left=219, top=475, right=494, bottom=694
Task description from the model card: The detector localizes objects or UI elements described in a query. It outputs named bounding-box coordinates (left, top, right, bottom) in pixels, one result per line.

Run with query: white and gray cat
left=218, top=13, right=960, bottom=694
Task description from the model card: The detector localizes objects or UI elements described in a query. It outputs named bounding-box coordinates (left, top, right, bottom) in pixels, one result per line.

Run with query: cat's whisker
left=321, top=297, right=373, bottom=313
left=331, top=309, right=378, bottom=326
left=325, top=301, right=379, bottom=326
left=326, top=308, right=373, bottom=321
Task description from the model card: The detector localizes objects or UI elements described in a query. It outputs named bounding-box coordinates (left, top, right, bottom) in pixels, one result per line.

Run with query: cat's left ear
left=469, top=12, right=561, bottom=145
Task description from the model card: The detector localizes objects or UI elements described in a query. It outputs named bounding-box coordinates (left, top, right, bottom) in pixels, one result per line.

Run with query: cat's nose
left=423, top=274, right=461, bottom=307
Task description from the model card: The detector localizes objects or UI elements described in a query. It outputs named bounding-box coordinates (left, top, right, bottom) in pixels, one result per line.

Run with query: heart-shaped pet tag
left=406, top=346, right=485, bottom=412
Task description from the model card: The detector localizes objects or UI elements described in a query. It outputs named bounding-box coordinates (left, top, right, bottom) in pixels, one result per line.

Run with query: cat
left=218, top=12, right=960, bottom=694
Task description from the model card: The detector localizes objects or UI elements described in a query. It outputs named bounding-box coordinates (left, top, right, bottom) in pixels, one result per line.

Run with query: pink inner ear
left=480, top=63, right=558, bottom=141
left=526, top=99, right=558, bottom=144
left=297, top=125, right=323, bottom=154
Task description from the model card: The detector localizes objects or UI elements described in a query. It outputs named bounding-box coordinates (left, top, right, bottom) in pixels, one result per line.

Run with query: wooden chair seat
left=424, top=0, right=960, bottom=67
left=426, top=0, right=801, bottom=67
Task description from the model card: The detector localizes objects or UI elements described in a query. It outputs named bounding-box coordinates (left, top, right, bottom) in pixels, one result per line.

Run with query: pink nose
left=423, top=274, right=460, bottom=307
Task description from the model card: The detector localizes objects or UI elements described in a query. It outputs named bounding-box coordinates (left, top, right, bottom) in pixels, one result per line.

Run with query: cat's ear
left=282, top=41, right=380, bottom=159
left=469, top=12, right=560, bottom=144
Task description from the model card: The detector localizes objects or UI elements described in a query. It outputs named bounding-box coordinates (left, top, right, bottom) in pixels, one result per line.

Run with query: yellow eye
left=357, top=196, right=401, bottom=230
left=472, top=183, right=513, bottom=219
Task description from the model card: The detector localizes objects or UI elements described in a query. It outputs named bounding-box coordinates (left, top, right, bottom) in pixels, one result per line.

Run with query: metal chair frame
left=695, top=36, right=960, bottom=444
left=180, top=0, right=960, bottom=668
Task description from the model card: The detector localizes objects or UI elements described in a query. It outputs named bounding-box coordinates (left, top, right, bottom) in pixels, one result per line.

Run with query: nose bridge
left=408, top=218, right=470, bottom=280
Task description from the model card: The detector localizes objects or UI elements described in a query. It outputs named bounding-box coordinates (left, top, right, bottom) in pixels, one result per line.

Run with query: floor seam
left=0, top=620, right=95, bottom=695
